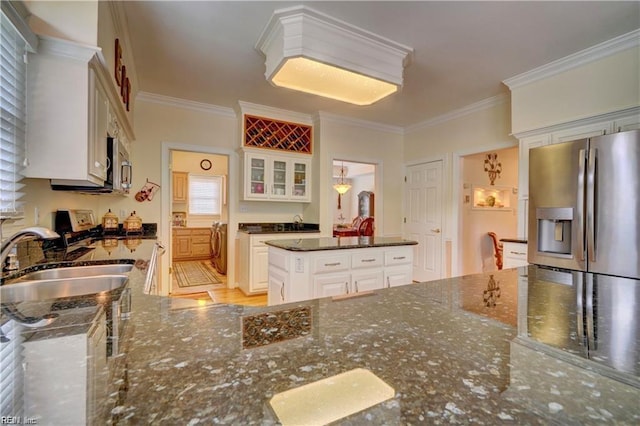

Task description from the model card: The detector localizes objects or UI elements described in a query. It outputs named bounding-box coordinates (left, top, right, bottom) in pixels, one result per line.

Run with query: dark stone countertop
left=238, top=222, right=320, bottom=234
left=2, top=241, right=638, bottom=424
left=264, top=236, right=418, bottom=251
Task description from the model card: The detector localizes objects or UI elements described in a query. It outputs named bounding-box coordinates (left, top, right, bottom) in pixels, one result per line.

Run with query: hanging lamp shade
left=256, top=6, right=413, bottom=106
left=333, top=164, right=351, bottom=195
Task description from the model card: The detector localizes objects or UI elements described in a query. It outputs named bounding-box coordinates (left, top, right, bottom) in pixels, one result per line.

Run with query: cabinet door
left=245, top=153, right=269, bottom=199
left=384, top=266, right=413, bottom=288
left=268, top=266, right=288, bottom=306
left=252, top=246, right=269, bottom=292
left=314, top=273, right=350, bottom=298
left=172, top=172, right=189, bottom=203
left=352, top=270, right=384, bottom=292
left=550, top=121, right=612, bottom=145
left=290, top=159, right=310, bottom=201
left=270, top=158, right=288, bottom=199
left=88, top=70, right=108, bottom=182
left=173, top=235, right=191, bottom=259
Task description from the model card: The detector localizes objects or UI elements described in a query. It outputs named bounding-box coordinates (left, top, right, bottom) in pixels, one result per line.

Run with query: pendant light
left=333, top=163, right=351, bottom=209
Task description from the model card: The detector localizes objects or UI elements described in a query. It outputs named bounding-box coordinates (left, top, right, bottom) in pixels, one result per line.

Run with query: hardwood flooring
left=170, top=261, right=267, bottom=307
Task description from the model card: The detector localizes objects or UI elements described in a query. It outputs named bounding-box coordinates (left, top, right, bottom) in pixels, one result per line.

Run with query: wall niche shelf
left=472, top=185, right=512, bottom=211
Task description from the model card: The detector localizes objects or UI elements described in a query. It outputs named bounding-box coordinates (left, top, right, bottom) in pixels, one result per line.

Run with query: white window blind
left=188, top=174, right=223, bottom=215
left=0, top=9, right=29, bottom=220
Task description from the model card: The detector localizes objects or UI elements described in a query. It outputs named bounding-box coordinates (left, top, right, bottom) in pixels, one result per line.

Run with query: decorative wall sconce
left=484, top=153, right=502, bottom=185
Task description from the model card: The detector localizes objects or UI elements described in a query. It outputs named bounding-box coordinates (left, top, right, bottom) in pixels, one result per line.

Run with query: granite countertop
left=264, top=236, right=418, bottom=251
left=500, top=238, right=528, bottom=244
left=1, top=242, right=638, bottom=424
left=238, top=222, right=321, bottom=234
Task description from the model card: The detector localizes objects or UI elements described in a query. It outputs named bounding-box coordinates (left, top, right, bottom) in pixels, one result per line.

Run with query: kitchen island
left=1, top=242, right=639, bottom=424
left=265, top=236, right=418, bottom=305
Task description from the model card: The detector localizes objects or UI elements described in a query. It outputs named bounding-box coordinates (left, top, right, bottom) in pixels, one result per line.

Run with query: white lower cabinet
left=502, top=242, right=529, bottom=268
left=268, top=245, right=414, bottom=305
left=23, top=307, right=107, bottom=424
left=238, top=231, right=319, bottom=295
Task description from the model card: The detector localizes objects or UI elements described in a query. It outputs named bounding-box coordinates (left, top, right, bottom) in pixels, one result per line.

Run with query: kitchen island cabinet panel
left=172, top=228, right=211, bottom=260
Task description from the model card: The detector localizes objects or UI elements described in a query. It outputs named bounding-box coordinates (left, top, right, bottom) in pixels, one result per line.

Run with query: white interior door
left=405, top=160, right=443, bottom=282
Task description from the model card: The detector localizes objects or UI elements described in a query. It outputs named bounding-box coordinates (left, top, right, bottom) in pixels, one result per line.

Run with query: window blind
left=0, top=11, right=28, bottom=220
left=188, top=174, right=223, bottom=215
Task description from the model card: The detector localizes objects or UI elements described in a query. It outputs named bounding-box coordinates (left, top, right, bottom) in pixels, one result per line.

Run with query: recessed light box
left=256, top=6, right=414, bottom=106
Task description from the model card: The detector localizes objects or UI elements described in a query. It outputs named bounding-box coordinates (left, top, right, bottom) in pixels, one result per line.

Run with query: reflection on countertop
left=1, top=245, right=638, bottom=424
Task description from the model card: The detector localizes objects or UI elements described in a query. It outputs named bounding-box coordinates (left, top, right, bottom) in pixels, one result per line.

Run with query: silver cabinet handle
left=393, top=256, right=406, bottom=260
left=386, top=276, right=391, bottom=288
left=325, top=262, right=341, bottom=267
left=355, top=281, right=359, bottom=292
left=345, top=282, right=349, bottom=294
left=509, top=251, right=526, bottom=255
left=430, top=228, right=441, bottom=233
left=361, top=258, right=376, bottom=263
left=280, top=283, right=284, bottom=301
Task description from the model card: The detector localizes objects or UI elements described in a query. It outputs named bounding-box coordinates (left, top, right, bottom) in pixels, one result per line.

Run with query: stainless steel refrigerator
left=526, top=129, right=640, bottom=379
left=528, top=129, right=640, bottom=280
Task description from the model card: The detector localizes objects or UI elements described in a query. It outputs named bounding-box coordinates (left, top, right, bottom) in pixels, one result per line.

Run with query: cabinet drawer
left=312, top=254, right=350, bottom=273
left=173, top=229, right=191, bottom=237
left=385, top=248, right=412, bottom=266
left=351, top=251, right=383, bottom=269
left=191, top=229, right=211, bottom=236
left=502, top=242, right=527, bottom=260
left=191, top=235, right=210, bottom=244
left=191, top=244, right=211, bottom=256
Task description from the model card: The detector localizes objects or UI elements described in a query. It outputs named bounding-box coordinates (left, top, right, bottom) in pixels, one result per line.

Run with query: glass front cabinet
left=244, top=150, right=311, bottom=202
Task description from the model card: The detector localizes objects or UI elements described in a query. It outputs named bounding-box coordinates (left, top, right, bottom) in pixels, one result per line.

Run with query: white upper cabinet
left=24, top=36, right=134, bottom=186
left=243, top=150, right=311, bottom=202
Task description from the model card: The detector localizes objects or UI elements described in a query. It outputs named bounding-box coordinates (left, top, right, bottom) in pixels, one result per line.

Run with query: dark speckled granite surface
left=1, top=241, right=638, bottom=424
left=264, top=236, right=418, bottom=251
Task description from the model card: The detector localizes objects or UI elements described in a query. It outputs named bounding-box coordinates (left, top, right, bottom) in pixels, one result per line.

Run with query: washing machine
left=211, top=222, right=227, bottom=275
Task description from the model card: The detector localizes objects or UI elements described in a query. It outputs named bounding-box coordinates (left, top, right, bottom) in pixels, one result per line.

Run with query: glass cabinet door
left=271, top=159, right=288, bottom=198
left=249, top=156, right=266, bottom=196
left=292, top=161, right=308, bottom=199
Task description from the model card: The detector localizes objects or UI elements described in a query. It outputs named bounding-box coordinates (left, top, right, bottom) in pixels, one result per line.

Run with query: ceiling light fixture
left=256, top=6, right=413, bottom=106
left=333, top=163, right=351, bottom=210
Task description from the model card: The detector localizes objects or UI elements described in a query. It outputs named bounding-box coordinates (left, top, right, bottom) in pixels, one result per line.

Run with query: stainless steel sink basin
left=1, top=275, right=128, bottom=304
left=16, top=264, right=133, bottom=281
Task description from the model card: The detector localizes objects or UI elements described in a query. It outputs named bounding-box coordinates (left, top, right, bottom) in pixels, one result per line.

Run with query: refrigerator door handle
left=586, top=148, right=596, bottom=263
left=577, top=149, right=586, bottom=261
left=576, top=272, right=585, bottom=347
left=585, top=273, right=596, bottom=351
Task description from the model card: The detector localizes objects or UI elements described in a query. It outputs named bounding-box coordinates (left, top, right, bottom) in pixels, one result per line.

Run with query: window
left=188, top=174, right=223, bottom=215
left=1, top=4, right=34, bottom=220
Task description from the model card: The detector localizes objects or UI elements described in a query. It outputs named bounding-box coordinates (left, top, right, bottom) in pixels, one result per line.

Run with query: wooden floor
left=170, top=261, right=267, bottom=307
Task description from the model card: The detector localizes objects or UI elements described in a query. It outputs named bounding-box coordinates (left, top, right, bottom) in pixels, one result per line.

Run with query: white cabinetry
left=243, top=150, right=311, bottom=202
left=24, top=37, right=134, bottom=186
left=23, top=307, right=107, bottom=424
left=502, top=242, right=529, bottom=269
left=238, top=231, right=318, bottom=295
left=267, top=245, right=414, bottom=306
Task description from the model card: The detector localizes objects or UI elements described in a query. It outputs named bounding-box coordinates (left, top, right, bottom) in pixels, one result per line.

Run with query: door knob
left=431, top=228, right=441, bottom=233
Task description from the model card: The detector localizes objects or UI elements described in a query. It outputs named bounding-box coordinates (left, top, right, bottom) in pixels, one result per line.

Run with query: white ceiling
left=123, top=1, right=640, bottom=128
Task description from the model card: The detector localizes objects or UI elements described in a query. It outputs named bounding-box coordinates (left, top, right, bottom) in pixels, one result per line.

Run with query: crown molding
left=504, top=29, right=640, bottom=90
left=1, top=0, right=38, bottom=51
left=237, top=100, right=313, bottom=124
left=315, top=111, right=404, bottom=135
left=136, top=92, right=236, bottom=118
left=405, top=94, right=508, bottom=134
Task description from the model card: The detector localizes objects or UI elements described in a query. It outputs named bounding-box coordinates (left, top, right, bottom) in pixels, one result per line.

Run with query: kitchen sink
left=15, top=264, right=133, bottom=281
left=1, top=275, right=128, bottom=304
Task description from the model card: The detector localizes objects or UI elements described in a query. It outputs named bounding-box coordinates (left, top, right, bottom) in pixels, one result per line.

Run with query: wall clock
left=200, top=159, right=212, bottom=170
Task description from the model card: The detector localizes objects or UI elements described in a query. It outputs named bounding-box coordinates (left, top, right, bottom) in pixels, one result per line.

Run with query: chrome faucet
left=1, top=226, right=60, bottom=273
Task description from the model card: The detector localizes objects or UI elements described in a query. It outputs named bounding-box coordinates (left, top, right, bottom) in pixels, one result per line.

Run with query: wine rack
left=244, top=115, right=312, bottom=154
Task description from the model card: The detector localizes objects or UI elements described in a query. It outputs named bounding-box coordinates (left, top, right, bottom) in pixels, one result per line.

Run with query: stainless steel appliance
left=528, top=129, right=640, bottom=280
left=211, top=222, right=227, bottom=275
left=51, top=137, right=132, bottom=194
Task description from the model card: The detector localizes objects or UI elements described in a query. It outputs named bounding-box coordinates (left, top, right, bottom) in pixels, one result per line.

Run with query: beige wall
left=315, top=115, right=405, bottom=237
left=510, top=46, right=640, bottom=134
left=26, top=0, right=98, bottom=45
left=404, top=100, right=518, bottom=275
left=461, top=147, right=518, bottom=275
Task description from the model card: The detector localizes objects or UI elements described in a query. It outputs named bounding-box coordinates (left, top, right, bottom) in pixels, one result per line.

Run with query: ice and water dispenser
left=536, top=207, right=573, bottom=256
